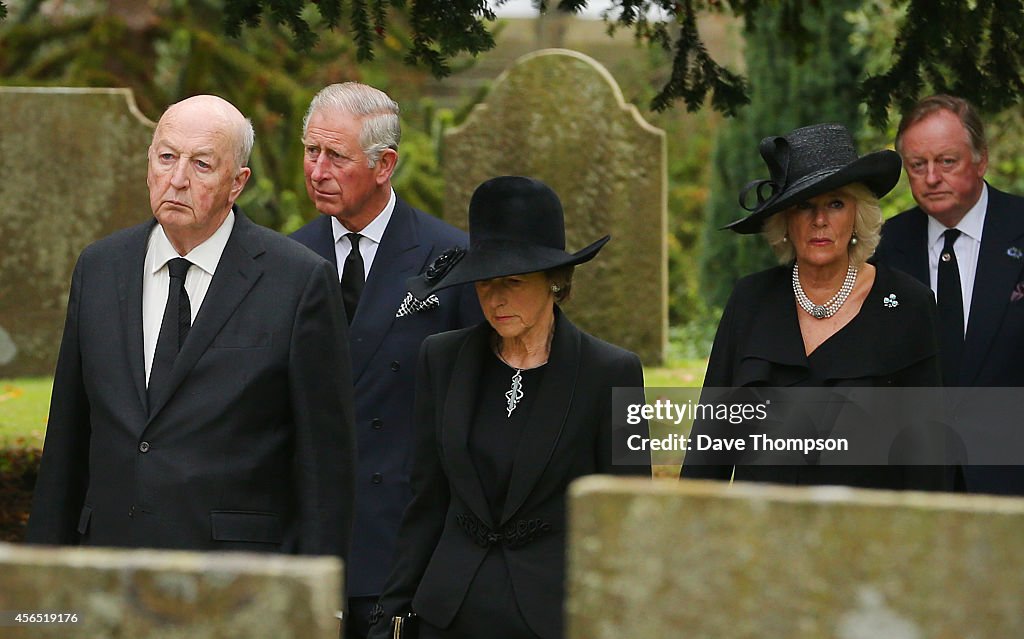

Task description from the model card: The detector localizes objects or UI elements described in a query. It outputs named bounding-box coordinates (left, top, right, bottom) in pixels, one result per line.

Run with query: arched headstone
left=0, top=88, right=154, bottom=376
left=443, top=49, right=667, bottom=364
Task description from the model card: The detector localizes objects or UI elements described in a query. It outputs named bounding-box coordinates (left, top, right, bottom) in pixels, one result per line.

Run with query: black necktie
left=937, top=229, right=963, bottom=386
left=341, top=233, right=364, bottom=323
left=149, top=257, right=192, bottom=402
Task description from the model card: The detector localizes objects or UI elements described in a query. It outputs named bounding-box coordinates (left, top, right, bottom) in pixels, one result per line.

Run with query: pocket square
left=1012, top=282, right=1024, bottom=303
left=396, top=291, right=440, bottom=318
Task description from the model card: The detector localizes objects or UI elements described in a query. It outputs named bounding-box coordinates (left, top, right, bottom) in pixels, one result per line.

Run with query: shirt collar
left=331, top=188, right=396, bottom=246
left=147, top=209, right=236, bottom=276
left=927, top=182, right=988, bottom=248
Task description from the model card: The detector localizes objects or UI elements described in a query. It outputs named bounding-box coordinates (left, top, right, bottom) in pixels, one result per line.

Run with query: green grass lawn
left=0, top=377, right=51, bottom=447
left=0, top=360, right=709, bottom=450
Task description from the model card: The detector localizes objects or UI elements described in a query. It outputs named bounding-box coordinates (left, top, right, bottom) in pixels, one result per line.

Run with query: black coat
left=371, top=309, right=649, bottom=639
left=28, top=210, right=357, bottom=556
left=874, top=184, right=1024, bottom=494
left=681, top=263, right=955, bottom=490
left=291, top=197, right=482, bottom=597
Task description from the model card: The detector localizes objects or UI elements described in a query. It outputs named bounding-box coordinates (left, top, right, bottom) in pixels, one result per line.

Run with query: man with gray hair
left=875, top=94, right=1024, bottom=495
left=291, top=82, right=481, bottom=638
left=29, top=95, right=357, bottom=557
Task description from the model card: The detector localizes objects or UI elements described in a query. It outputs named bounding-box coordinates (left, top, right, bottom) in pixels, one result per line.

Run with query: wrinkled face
left=302, top=109, right=390, bottom=229
left=785, top=189, right=857, bottom=269
left=475, top=272, right=555, bottom=342
left=899, top=109, right=987, bottom=226
left=147, top=104, right=248, bottom=249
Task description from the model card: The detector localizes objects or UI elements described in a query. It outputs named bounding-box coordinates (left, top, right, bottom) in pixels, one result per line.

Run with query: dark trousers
left=347, top=596, right=377, bottom=639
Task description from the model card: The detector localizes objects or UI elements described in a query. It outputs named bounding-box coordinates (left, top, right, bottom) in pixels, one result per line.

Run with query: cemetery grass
left=0, top=378, right=49, bottom=448
left=0, top=362, right=708, bottom=443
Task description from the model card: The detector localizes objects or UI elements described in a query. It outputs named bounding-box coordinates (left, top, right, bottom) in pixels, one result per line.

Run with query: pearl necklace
left=792, top=262, right=858, bottom=319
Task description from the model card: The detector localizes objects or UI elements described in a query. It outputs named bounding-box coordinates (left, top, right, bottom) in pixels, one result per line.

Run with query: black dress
left=681, top=263, right=957, bottom=490
left=419, top=352, right=545, bottom=639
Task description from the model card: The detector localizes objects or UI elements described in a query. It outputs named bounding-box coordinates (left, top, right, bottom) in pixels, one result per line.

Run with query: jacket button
left=129, top=505, right=135, bottom=518
left=371, top=473, right=383, bottom=484
left=390, top=361, right=400, bottom=372
left=139, top=441, right=151, bottom=453
left=371, top=418, right=383, bottom=430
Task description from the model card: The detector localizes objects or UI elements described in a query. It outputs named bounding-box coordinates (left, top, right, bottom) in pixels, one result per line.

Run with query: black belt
left=455, top=513, right=553, bottom=549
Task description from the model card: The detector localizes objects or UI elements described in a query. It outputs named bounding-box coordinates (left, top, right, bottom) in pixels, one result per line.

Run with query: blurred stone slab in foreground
left=568, top=476, right=1024, bottom=638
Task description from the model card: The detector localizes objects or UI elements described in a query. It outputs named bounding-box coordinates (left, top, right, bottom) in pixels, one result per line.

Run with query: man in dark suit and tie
left=28, top=95, right=357, bottom=556
left=874, top=94, right=1024, bottom=495
left=290, top=83, right=481, bottom=638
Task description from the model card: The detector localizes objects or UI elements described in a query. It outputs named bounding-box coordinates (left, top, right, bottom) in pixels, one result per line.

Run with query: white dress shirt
left=331, top=188, right=397, bottom=282
left=142, top=211, right=235, bottom=384
left=927, top=183, right=988, bottom=336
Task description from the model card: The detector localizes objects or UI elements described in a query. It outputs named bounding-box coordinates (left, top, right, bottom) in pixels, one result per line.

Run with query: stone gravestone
left=0, top=542, right=342, bottom=638
left=443, top=49, right=667, bottom=364
left=568, top=476, right=1024, bottom=638
left=0, top=88, right=154, bottom=377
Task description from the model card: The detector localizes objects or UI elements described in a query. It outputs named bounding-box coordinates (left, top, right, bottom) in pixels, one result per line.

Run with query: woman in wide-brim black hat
left=371, top=176, right=650, bottom=639
left=681, top=123, right=955, bottom=491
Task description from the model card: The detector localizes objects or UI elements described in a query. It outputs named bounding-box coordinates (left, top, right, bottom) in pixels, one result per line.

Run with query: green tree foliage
left=698, top=0, right=866, bottom=310
left=7, top=0, right=1008, bottom=122
left=0, top=0, right=465, bottom=231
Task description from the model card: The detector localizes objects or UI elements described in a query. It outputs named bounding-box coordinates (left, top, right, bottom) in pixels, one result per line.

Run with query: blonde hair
left=762, top=182, right=882, bottom=266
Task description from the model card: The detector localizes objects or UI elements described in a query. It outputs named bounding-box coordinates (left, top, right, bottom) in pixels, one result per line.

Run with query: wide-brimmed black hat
left=408, top=176, right=609, bottom=299
left=725, top=123, right=902, bottom=234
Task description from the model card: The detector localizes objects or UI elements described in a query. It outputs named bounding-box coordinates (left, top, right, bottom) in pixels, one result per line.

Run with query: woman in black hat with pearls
left=681, top=123, right=955, bottom=490
left=369, top=176, right=649, bottom=639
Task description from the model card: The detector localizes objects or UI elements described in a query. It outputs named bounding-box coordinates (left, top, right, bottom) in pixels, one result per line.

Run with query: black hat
left=408, top=176, right=609, bottom=299
left=726, top=123, right=902, bottom=234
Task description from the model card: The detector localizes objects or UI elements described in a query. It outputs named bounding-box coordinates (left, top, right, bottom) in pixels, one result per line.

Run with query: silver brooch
left=1007, top=247, right=1023, bottom=260
left=883, top=293, right=899, bottom=308
left=505, top=369, right=524, bottom=417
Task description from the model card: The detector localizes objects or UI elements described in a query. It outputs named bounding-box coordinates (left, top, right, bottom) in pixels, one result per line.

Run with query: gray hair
left=895, top=94, right=987, bottom=163
left=233, top=117, right=255, bottom=170
left=762, top=182, right=883, bottom=267
left=302, top=82, right=401, bottom=167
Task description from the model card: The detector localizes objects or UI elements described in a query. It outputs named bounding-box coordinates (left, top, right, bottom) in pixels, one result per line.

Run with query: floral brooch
left=423, top=247, right=466, bottom=285
left=883, top=293, right=899, bottom=308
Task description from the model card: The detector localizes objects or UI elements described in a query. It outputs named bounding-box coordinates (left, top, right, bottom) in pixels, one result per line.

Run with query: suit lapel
left=440, top=324, right=494, bottom=525
left=146, top=211, right=264, bottom=420
left=303, top=214, right=338, bottom=266
left=889, top=208, right=930, bottom=286
left=962, top=188, right=1024, bottom=384
left=500, top=309, right=579, bottom=525
left=349, top=199, right=433, bottom=381
left=116, top=221, right=157, bottom=417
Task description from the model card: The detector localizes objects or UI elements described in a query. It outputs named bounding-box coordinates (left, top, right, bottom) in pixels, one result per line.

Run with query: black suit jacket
left=874, top=184, right=1024, bottom=493
left=28, top=210, right=357, bottom=556
left=291, top=197, right=482, bottom=597
left=372, top=309, right=649, bottom=639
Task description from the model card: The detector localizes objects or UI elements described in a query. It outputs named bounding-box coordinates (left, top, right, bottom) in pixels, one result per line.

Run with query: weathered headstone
left=0, top=88, right=154, bottom=377
left=568, top=476, right=1024, bottom=638
left=443, top=49, right=667, bottom=364
left=0, top=542, right=342, bottom=638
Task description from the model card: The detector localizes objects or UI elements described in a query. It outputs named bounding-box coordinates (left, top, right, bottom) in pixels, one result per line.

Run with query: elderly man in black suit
left=874, top=94, right=1024, bottom=495
left=28, top=95, right=357, bottom=555
left=290, top=82, right=481, bottom=639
